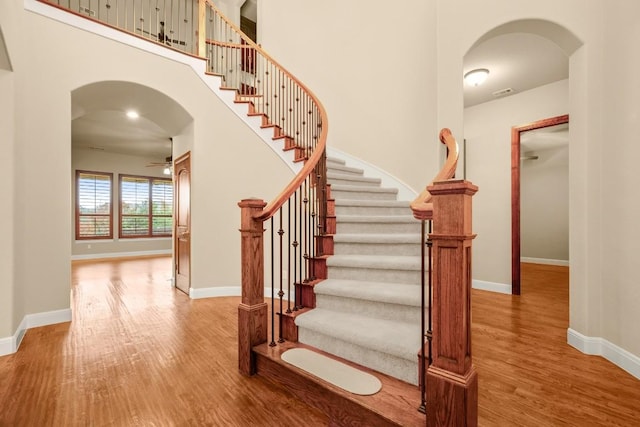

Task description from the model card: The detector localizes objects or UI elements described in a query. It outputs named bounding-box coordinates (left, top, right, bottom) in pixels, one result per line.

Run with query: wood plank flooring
left=0, top=257, right=639, bottom=426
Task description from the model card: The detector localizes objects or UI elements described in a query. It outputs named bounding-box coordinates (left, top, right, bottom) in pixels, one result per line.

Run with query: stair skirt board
left=281, top=348, right=382, bottom=396
left=297, top=328, right=419, bottom=385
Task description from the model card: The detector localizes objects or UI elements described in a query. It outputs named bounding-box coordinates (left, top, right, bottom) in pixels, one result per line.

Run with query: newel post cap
left=427, top=179, right=478, bottom=196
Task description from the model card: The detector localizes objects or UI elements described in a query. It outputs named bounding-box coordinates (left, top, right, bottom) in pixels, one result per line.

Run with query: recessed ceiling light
left=126, top=110, right=140, bottom=119
left=464, top=68, right=490, bottom=87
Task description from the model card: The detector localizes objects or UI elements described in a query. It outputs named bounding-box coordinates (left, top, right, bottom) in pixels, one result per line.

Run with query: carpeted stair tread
left=314, top=279, right=423, bottom=307
left=327, top=254, right=421, bottom=271
left=334, top=199, right=409, bottom=208
left=326, top=156, right=346, bottom=165
left=330, top=184, right=398, bottom=195
left=295, top=308, right=421, bottom=362
left=332, top=233, right=422, bottom=244
left=336, top=215, right=417, bottom=224
left=326, top=164, right=365, bottom=176
left=327, top=172, right=381, bottom=186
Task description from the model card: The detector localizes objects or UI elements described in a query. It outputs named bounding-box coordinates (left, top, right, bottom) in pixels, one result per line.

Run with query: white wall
left=258, top=0, right=440, bottom=194
left=464, top=79, right=569, bottom=285
left=71, top=148, right=173, bottom=258
left=1, top=0, right=292, bottom=342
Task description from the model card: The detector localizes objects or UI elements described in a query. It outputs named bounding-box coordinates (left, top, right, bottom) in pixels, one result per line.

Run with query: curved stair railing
left=204, top=4, right=332, bottom=375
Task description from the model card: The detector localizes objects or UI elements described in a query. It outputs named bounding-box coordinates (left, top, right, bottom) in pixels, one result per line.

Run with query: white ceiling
left=464, top=32, right=569, bottom=107
left=72, top=81, right=192, bottom=160
left=71, top=28, right=569, bottom=159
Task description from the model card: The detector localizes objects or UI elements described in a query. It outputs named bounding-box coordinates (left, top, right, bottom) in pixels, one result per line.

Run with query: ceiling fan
left=147, top=155, right=173, bottom=175
left=146, top=138, right=173, bottom=175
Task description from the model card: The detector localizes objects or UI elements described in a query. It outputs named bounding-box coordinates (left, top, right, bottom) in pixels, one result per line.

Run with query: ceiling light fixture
left=126, top=110, right=140, bottom=119
left=464, top=68, right=490, bottom=87
left=163, top=166, right=172, bottom=175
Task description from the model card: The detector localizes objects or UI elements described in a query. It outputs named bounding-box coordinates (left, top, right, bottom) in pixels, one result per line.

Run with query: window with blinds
left=120, top=175, right=173, bottom=238
left=76, top=171, right=113, bottom=239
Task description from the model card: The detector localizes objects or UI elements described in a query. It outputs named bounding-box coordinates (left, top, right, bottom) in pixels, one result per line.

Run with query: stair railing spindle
left=278, top=209, right=285, bottom=343
left=269, top=217, right=276, bottom=347
left=287, top=199, right=292, bottom=314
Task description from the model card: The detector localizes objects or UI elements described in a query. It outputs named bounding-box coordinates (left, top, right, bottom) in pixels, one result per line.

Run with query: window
left=76, top=171, right=113, bottom=239
left=120, top=175, right=173, bottom=238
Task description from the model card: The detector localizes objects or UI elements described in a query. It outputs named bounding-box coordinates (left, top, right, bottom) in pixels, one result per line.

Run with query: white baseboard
left=472, top=279, right=511, bottom=294
left=568, top=328, right=640, bottom=380
left=71, top=249, right=171, bottom=261
left=190, top=286, right=291, bottom=302
left=0, top=308, right=72, bottom=356
left=521, top=257, right=569, bottom=267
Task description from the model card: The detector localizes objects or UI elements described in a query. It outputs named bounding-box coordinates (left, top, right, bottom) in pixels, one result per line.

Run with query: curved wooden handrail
left=410, top=128, right=459, bottom=220
left=204, top=1, right=328, bottom=223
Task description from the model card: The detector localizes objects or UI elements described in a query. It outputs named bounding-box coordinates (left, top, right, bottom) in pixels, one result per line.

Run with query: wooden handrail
left=410, top=128, right=459, bottom=220
left=203, top=0, right=328, bottom=223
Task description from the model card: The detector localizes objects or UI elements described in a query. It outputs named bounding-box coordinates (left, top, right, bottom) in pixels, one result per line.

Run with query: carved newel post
left=427, top=180, right=478, bottom=426
left=238, top=199, right=268, bottom=375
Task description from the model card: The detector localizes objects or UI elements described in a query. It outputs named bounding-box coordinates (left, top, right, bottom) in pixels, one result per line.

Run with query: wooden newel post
left=426, top=179, right=478, bottom=427
left=238, top=198, right=268, bottom=376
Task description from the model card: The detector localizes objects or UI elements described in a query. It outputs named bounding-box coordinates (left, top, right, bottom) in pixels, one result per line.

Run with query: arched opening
left=71, top=81, right=193, bottom=292
left=462, top=19, right=582, bottom=295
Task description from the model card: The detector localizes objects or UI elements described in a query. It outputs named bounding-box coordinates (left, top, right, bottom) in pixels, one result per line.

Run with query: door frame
left=511, top=114, right=569, bottom=295
left=174, top=151, right=191, bottom=295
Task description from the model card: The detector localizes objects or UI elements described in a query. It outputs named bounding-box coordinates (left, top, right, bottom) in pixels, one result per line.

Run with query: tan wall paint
left=0, top=70, right=15, bottom=337
left=259, top=0, right=440, bottom=194
left=601, top=2, right=640, bottom=357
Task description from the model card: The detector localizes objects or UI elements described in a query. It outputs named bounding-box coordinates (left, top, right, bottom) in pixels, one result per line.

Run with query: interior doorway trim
left=511, top=114, right=569, bottom=295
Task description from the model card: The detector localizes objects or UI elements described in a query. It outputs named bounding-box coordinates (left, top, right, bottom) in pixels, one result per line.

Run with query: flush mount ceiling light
left=464, top=68, right=490, bottom=87
left=126, top=110, right=140, bottom=119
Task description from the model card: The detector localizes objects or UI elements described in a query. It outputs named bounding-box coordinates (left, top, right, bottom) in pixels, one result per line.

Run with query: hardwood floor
left=1, top=257, right=639, bottom=426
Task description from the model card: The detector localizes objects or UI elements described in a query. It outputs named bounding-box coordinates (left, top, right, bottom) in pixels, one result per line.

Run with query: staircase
left=296, top=157, right=425, bottom=385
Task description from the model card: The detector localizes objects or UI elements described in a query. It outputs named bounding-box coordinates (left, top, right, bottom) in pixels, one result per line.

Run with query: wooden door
left=174, top=152, right=191, bottom=295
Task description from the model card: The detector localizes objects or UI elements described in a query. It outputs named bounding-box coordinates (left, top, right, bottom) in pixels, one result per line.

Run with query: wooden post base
left=238, top=302, right=268, bottom=375
left=426, top=366, right=478, bottom=427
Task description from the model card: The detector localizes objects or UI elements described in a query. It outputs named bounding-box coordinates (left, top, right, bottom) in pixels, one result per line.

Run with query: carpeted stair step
left=330, top=184, right=399, bottom=201
left=314, top=279, right=425, bottom=324
left=334, top=199, right=411, bottom=216
left=327, top=172, right=381, bottom=187
left=327, top=254, right=422, bottom=285
left=336, top=215, right=422, bottom=234
left=333, top=233, right=423, bottom=256
left=326, top=156, right=346, bottom=166
left=327, top=163, right=366, bottom=177
left=295, top=308, right=422, bottom=385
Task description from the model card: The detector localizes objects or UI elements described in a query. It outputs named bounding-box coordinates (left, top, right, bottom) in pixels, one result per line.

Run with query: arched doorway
left=462, top=19, right=582, bottom=295
left=71, top=81, right=193, bottom=289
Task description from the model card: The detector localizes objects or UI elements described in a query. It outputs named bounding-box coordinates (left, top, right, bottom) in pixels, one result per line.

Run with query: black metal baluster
left=292, top=190, right=299, bottom=311
left=269, top=217, right=276, bottom=347
left=287, top=198, right=292, bottom=313
left=278, top=209, right=285, bottom=343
